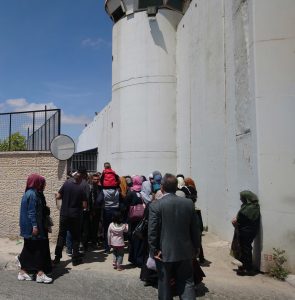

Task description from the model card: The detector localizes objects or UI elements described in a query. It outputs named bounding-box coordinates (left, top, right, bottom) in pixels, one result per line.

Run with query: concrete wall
left=253, top=0, right=295, bottom=272
left=176, top=0, right=258, bottom=241
left=76, top=0, right=295, bottom=271
left=0, top=152, right=67, bottom=240
left=77, top=9, right=183, bottom=176
left=176, top=0, right=295, bottom=272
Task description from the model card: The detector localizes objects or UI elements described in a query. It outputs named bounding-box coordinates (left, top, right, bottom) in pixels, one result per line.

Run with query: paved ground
left=0, top=233, right=294, bottom=300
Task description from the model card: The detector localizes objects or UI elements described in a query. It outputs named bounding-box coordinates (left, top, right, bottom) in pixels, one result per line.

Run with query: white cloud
left=6, top=98, right=27, bottom=107
left=5, top=98, right=56, bottom=111
left=62, top=112, right=92, bottom=125
left=81, top=37, right=111, bottom=50
left=2, top=98, right=92, bottom=126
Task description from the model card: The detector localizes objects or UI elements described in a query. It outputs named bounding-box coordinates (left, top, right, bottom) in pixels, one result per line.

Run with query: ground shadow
left=199, top=259, right=212, bottom=267
left=122, top=263, right=137, bottom=270
left=52, top=259, right=71, bottom=280
left=82, top=249, right=108, bottom=264
left=195, top=282, right=209, bottom=297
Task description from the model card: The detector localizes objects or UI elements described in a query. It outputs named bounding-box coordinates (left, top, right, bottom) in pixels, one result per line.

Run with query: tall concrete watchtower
left=104, top=0, right=190, bottom=174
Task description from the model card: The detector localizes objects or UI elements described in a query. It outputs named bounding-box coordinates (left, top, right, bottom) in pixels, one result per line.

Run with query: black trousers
left=81, top=211, right=90, bottom=249
left=90, top=208, right=102, bottom=244
left=156, top=259, right=195, bottom=300
left=55, top=215, right=81, bottom=261
left=239, top=230, right=256, bottom=271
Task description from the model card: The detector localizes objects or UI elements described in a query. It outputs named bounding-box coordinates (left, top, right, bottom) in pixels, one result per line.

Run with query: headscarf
left=131, top=175, right=143, bottom=192
left=125, top=176, right=133, bottom=188
left=177, top=177, right=185, bottom=190
left=152, top=174, right=162, bottom=193
left=152, top=170, right=162, bottom=178
left=238, top=190, right=260, bottom=222
left=140, top=181, right=152, bottom=204
left=119, top=176, right=128, bottom=199
left=184, top=177, right=196, bottom=189
left=25, top=174, right=45, bottom=191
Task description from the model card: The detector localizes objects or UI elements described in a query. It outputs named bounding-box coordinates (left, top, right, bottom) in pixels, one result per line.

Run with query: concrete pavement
left=0, top=232, right=294, bottom=300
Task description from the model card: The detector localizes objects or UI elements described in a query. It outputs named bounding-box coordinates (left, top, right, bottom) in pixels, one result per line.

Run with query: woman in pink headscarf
left=125, top=175, right=145, bottom=267
left=18, top=174, right=52, bottom=283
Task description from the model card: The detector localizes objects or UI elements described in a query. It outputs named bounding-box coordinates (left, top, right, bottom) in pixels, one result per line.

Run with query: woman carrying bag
left=18, top=174, right=53, bottom=284
left=126, top=175, right=145, bottom=267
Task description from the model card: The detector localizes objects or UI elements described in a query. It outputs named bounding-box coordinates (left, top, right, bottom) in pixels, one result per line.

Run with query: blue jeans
left=66, top=231, right=72, bottom=254
left=112, top=246, right=124, bottom=267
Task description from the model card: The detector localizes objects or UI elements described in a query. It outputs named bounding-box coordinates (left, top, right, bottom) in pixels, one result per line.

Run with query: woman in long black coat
left=231, top=190, right=260, bottom=276
left=126, top=176, right=145, bottom=267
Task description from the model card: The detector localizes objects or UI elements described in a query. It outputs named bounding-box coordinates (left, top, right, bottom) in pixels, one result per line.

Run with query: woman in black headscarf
left=231, top=190, right=260, bottom=276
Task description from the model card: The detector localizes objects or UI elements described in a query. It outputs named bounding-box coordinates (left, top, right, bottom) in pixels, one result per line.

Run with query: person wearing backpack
left=100, top=162, right=120, bottom=253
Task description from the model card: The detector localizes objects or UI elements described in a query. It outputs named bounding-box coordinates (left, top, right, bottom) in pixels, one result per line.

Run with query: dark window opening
left=165, top=0, right=183, bottom=11
left=112, top=6, right=125, bottom=23
left=68, top=148, right=98, bottom=173
left=138, top=0, right=163, bottom=10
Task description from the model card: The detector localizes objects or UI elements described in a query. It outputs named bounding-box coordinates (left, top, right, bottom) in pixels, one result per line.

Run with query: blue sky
left=0, top=0, right=113, bottom=140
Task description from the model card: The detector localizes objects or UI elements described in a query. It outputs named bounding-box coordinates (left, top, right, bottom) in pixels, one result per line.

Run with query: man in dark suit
left=148, top=173, right=200, bottom=300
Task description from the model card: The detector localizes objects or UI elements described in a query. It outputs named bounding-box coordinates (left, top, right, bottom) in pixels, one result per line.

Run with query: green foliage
left=0, top=132, right=26, bottom=151
left=269, top=248, right=289, bottom=281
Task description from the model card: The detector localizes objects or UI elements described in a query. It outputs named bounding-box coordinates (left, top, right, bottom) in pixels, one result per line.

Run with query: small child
left=107, top=211, right=128, bottom=271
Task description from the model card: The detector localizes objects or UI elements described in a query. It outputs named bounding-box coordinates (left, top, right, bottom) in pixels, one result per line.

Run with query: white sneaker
left=36, top=273, right=52, bottom=284
left=17, top=272, right=32, bottom=281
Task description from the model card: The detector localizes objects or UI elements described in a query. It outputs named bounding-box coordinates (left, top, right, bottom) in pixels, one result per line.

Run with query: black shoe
left=244, top=269, right=257, bottom=276
left=236, top=269, right=246, bottom=276
left=52, top=257, right=60, bottom=265
left=72, top=258, right=83, bottom=266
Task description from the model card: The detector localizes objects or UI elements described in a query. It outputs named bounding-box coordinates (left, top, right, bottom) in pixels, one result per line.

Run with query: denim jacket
left=19, top=188, right=47, bottom=239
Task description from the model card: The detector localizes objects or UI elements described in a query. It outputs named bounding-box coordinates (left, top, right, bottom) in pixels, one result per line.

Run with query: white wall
left=176, top=0, right=295, bottom=272
left=176, top=0, right=258, bottom=240
left=109, top=9, right=182, bottom=176
left=253, top=0, right=295, bottom=272
left=77, top=0, right=295, bottom=271
left=77, top=9, right=182, bottom=176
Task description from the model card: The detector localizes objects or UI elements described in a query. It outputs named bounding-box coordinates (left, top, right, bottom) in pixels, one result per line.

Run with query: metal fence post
left=58, top=109, right=61, bottom=135
left=8, top=113, right=12, bottom=151
left=45, top=105, right=47, bottom=150
left=32, top=112, right=35, bottom=151
left=27, top=127, right=29, bottom=150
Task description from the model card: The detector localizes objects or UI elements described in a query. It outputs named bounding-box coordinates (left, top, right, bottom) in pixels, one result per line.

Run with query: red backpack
left=102, top=169, right=119, bottom=188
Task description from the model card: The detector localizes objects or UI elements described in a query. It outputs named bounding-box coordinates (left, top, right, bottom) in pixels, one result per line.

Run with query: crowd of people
left=17, top=162, right=260, bottom=300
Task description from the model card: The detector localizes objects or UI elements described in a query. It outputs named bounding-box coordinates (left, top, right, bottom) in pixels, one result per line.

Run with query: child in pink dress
left=107, top=211, right=128, bottom=271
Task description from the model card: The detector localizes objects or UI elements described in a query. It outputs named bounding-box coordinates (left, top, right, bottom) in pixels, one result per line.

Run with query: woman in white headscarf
left=140, top=181, right=152, bottom=204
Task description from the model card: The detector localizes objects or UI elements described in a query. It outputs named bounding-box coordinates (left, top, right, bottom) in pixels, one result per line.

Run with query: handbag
left=132, top=218, right=148, bottom=240
left=128, top=194, right=145, bottom=221
left=146, top=255, right=157, bottom=271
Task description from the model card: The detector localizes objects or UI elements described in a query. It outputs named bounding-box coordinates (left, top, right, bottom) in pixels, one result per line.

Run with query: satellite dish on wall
left=50, top=134, right=75, bottom=161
